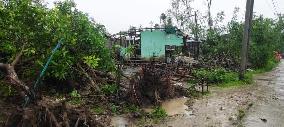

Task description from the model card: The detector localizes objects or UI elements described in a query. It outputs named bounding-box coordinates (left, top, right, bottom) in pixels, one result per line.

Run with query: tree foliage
left=167, top=0, right=284, bottom=70
left=201, top=13, right=284, bottom=69
left=167, top=0, right=195, bottom=33
left=0, top=0, right=114, bottom=83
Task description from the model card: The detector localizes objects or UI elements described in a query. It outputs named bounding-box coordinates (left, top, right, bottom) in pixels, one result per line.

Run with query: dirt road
left=243, top=61, right=284, bottom=127
left=156, top=61, right=284, bottom=127
left=157, top=83, right=257, bottom=127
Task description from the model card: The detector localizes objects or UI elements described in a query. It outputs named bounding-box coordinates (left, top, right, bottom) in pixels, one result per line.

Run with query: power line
left=265, top=0, right=279, bottom=17
left=271, top=0, right=279, bottom=16
left=265, top=0, right=277, bottom=16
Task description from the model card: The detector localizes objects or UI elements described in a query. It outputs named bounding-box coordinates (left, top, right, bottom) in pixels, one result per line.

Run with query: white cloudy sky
left=45, top=0, right=283, bottom=34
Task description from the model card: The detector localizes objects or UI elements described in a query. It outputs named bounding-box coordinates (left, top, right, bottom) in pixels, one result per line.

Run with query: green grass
left=91, top=106, right=105, bottom=114
left=216, top=71, right=257, bottom=88
left=110, top=103, right=119, bottom=114
left=69, top=89, right=83, bottom=105
left=124, top=104, right=140, bottom=113
left=150, top=106, right=167, bottom=119
left=217, top=72, right=253, bottom=88
left=0, top=81, right=15, bottom=96
left=256, top=60, right=280, bottom=73
left=147, top=106, right=168, bottom=124
left=192, top=68, right=239, bottom=84
left=0, top=113, right=5, bottom=125
left=215, top=62, right=279, bottom=88
left=101, top=84, right=119, bottom=95
left=238, top=109, right=245, bottom=119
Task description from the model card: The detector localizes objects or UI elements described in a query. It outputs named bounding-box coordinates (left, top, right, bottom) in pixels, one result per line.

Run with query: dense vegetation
left=0, top=0, right=283, bottom=126
left=0, top=0, right=118, bottom=126
left=195, top=14, right=284, bottom=85
left=0, top=0, right=114, bottom=95
left=166, top=0, right=284, bottom=85
left=202, top=14, right=284, bottom=70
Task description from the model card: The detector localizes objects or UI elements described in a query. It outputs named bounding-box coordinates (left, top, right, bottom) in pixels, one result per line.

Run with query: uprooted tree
left=0, top=0, right=114, bottom=95
left=0, top=0, right=114, bottom=126
left=127, top=63, right=188, bottom=106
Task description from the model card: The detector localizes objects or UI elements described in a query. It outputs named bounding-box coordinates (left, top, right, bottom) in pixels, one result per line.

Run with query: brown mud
left=156, top=61, right=284, bottom=127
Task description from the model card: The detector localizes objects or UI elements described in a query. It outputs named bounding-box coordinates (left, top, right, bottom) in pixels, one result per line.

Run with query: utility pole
left=207, top=0, right=213, bottom=30
left=240, top=0, right=254, bottom=79
left=194, top=11, right=198, bottom=41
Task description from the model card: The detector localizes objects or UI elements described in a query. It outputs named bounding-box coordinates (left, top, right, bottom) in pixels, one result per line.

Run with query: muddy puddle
left=111, top=116, right=133, bottom=127
left=111, top=97, right=190, bottom=127
left=160, top=97, right=190, bottom=116
left=143, top=97, right=190, bottom=116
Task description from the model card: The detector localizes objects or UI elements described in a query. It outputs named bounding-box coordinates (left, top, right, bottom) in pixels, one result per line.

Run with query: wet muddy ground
left=156, top=85, right=258, bottom=127
left=156, top=61, right=284, bottom=127
left=111, top=61, right=284, bottom=127
left=243, top=61, right=284, bottom=127
left=2, top=61, right=282, bottom=127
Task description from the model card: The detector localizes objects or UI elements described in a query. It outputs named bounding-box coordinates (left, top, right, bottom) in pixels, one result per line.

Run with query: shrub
left=91, top=106, right=105, bottom=114
left=0, top=0, right=115, bottom=81
left=69, top=89, right=82, bottom=105
left=110, top=103, right=119, bottom=114
left=200, top=15, right=284, bottom=71
left=193, top=67, right=238, bottom=84
left=101, top=84, right=119, bottom=95
left=0, top=82, right=14, bottom=96
left=124, top=104, right=140, bottom=113
left=237, top=109, right=246, bottom=120
left=150, top=107, right=167, bottom=119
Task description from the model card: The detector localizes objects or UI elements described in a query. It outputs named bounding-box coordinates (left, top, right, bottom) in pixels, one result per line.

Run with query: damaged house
left=108, top=26, right=201, bottom=63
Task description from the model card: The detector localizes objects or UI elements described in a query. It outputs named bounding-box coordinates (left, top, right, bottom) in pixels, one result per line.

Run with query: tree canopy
left=0, top=0, right=114, bottom=83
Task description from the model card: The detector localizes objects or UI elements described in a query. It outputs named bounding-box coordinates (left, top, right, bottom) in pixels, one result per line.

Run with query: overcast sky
left=45, top=0, right=283, bottom=34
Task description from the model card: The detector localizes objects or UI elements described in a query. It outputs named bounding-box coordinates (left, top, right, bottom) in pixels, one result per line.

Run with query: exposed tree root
left=127, top=64, right=179, bottom=106
left=3, top=99, right=109, bottom=127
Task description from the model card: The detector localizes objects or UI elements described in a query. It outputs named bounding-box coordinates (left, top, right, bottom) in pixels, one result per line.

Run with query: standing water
left=160, top=97, right=190, bottom=116
left=111, top=116, right=133, bottom=127
left=143, top=97, right=190, bottom=116
left=111, top=97, right=190, bottom=127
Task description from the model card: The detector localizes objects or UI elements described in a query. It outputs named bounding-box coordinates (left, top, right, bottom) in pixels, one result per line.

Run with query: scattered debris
left=260, top=118, right=267, bottom=123
left=4, top=99, right=110, bottom=127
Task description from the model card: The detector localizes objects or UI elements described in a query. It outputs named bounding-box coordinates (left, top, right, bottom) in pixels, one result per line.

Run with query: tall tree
left=167, top=0, right=195, bottom=33
left=160, top=13, right=167, bottom=27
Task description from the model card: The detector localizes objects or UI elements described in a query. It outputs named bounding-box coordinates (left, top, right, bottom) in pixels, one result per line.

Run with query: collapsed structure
left=108, top=27, right=201, bottom=63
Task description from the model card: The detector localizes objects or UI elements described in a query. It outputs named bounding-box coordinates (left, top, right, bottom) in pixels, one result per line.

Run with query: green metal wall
left=141, top=30, right=183, bottom=58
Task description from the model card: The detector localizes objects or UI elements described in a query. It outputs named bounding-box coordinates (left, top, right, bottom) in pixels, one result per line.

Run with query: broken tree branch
left=77, top=63, right=100, bottom=91
left=46, top=108, right=61, bottom=127
left=6, top=65, right=30, bottom=94
left=0, top=63, right=7, bottom=68
left=74, top=118, right=80, bottom=127
left=0, top=43, right=31, bottom=97
left=11, top=43, right=26, bottom=67
left=62, top=102, right=70, bottom=127
left=11, top=51, right=23, bottom=67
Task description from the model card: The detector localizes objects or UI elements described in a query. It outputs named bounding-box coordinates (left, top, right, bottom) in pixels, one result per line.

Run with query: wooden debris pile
left=127, top=63, right=188, bottom=106
left=3, top=97, right=110, bottom=127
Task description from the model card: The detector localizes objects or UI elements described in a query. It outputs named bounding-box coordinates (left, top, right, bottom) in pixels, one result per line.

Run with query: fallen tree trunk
left=0, top=49, right=30, bottom=97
